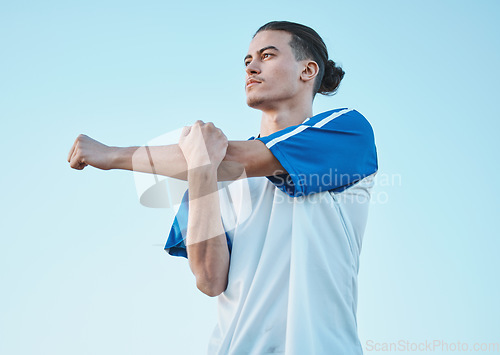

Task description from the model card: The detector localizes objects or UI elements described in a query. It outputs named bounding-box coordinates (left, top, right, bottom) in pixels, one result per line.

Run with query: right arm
left=67, top=133, right=286, bottom=180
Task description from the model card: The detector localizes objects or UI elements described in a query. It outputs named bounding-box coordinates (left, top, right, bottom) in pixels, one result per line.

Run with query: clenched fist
left=178, top=120, right=228, bottom=170
left=67, top=134, right=115, bottom=170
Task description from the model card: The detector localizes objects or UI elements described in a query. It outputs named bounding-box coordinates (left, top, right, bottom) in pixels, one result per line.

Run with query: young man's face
left=244, top=30, right=304, bottom=110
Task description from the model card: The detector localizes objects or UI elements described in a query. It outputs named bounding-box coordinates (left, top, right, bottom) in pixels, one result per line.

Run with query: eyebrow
left=244, top=46, right=280, bottom=62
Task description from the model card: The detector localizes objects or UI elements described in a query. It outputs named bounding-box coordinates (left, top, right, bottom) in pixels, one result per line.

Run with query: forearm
left=108, top=142, right=249, bottom=181
left=110, top=144, right=189, bottom=180
left=185, top=166, right=230, bottom=297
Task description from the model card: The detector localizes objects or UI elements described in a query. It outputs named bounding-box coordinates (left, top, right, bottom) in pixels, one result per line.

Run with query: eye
left=244, top=60, right=251, bottom=67
left=262, top=52, right=273, bottom=60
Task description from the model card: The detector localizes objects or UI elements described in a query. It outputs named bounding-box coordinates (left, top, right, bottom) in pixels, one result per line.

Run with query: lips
left=246, top=77, right=262, bottom=88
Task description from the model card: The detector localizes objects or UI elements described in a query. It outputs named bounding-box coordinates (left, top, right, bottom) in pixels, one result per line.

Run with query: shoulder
left=307, top=108, right=374, bottom=136
left=309, top=107, right=368, bottom=122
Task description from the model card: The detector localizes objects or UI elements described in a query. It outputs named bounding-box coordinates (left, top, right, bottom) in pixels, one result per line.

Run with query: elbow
left=192, top=263, right=228, bottom=297
left=196, top=274, right=227, bottom=297
left=187, top=245, right=230, bottom=297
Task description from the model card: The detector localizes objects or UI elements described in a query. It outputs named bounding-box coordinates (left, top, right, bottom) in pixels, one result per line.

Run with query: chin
left=246, top=95, right=265, bottom=109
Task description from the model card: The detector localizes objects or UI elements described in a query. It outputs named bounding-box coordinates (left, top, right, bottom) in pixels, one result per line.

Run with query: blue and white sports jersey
left=165, top=108, right=378, bottom=354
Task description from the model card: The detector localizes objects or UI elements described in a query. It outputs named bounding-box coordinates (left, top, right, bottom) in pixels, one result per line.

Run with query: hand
left=178, top=121, right=228, bottom=170
left=67, top=134, right=115, bottom=170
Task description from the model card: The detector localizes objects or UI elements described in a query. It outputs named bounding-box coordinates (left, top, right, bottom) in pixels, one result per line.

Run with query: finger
left=69, top=144, right=86, bottom=170
left=67, top=137, right=78, bottom=162
left=69, top=153, right=80, bottom=169
left=74, top=163, right=86, bottom=170
left=70, top=141, right=80, bottom=165
left=216, top=127, right=226, bottom=138
left=194, top=120, right=204, bottom=126
left=70, top=158, right=79, bottom=169
left=71, top=158, right=88, bottom=170
left=181, top=126, right=191, bottom=136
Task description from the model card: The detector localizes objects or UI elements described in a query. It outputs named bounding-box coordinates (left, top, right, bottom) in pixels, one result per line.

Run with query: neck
left=259, top=99, right=313, bottom=137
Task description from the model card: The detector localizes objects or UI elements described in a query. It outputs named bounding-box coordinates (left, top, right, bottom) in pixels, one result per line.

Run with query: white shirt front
left=207, top=172, right=375, bottom=354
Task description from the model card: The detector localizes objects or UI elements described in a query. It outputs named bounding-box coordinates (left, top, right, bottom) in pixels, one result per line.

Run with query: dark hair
left=254, top=21, right=345, bottom=96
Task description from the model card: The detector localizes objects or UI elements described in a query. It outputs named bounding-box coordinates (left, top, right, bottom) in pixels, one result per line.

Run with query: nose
left=245, top=59, right=260, bottom=75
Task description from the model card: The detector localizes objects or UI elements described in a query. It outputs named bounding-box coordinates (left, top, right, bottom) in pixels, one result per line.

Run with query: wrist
left=187, top=164, right=218, bottom=177
left=108, top=146, right=131, bottom=170
left=187, top=165, right=219, bottom=200
left=186, top=161, right=218, bottom=174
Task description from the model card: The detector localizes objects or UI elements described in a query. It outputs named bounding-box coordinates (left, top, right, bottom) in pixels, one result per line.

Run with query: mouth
left=246, top=78, right=262, bottom=89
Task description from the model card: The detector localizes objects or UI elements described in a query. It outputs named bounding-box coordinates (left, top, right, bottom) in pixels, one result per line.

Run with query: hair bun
left=319, top=60, right=345, bottom=95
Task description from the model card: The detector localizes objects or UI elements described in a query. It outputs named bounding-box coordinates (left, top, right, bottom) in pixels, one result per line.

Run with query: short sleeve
left=164, top=189, right=233, bottom=259
left=255, top=108, right=378, bottom=197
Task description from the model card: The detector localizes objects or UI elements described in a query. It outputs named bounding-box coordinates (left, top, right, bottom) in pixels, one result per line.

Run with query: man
left=68, top=21, right=378, bottom=354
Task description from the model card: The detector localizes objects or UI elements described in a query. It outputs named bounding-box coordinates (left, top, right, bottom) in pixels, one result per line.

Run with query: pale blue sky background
left=1, top=0, right=499, bottom=354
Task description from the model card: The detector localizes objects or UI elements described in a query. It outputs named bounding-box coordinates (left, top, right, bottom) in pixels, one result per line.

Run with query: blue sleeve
left=164, top=189, right=232, bottom=259
left=256, top=108, right=378, bottom=197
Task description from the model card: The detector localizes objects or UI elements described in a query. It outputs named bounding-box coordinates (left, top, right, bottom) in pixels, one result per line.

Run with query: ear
left=300, top=61, right=319, bottom=83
